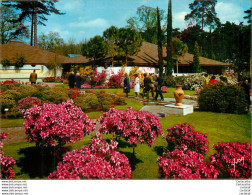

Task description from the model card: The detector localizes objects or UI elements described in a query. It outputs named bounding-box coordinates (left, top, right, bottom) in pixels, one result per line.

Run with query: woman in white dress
left=133, top=73, right=140, bottom=97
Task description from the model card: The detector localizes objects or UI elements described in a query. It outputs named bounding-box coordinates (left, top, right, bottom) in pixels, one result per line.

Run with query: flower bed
left=99, top=107, right=163, bottom=147
left=158, top=147, right=218, bottom=179
left=48, top=134, right=132, bottom=179
left=210, top=142, right=251, bottom=178
left=23, top=100, right=95, bottom=147
left=166, top=123, right=208, bottom=155
left=0, top=132, right=16, bottom=179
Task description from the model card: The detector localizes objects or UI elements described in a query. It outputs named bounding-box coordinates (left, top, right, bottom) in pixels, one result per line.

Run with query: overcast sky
left=37, top=0, right=251, bottom=43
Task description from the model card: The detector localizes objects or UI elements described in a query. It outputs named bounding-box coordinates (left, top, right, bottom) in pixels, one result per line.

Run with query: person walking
left=155, top=74, right=164, bottom=101
left=133, top=73, right=140, bottom=97
left=148, top=73, right=155, bottom=97
left=75, top=73, right=81, bottom=89
left=30, top=70, right=37, bottom=84
left=123, top=73, right=130, bottom=97
left=142, top=73, right=150, bottom=99
left=68, top=71, right=75, bottom=88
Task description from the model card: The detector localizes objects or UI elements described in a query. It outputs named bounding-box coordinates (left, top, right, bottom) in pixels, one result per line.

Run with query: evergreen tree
left=157, top=7, right=164, bottom=78
left=193, top=41, right=201, bottom=73
left=2, top=1, right=63, bottom=46
left=244, top=7, right=251, bottom=24
left=166, top=0, right=173, bottom=76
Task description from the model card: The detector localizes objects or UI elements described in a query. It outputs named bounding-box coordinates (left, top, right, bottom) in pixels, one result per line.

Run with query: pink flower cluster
left=88, top=70, right=107, bottom=86
left=42, top=77, right=63, bottom=82
left=210, top=142, right=251, bottom=178
left=48, top=133, right=132, bottom=179
left=0, top=132, right=16, bottom=179
left=99, top=107, right=163, bottom=146
left=107, top=72, right=124, bottom=88
left=161, top=86, right=169, bottom=93
left=81, top=82, right=109, bottom=89
left=166, top=123, right=208, bottom=155
left=157, top=146, right=218, bottom=179
left=23, top=100, right=95, bottom=147
left=18, top=96, right=42, bottom=110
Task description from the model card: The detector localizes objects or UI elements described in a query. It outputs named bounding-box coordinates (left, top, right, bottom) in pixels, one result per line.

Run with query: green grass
left=3, top=112, right=250, bottom=179
left=82, top=87, right=197, bottom=98
left=1, top=119, right=26, bottom=128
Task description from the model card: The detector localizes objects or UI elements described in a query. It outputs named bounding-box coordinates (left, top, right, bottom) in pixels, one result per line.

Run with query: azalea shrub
left=23, top=100, right=95, bottom=147
left=0, top=132, right=16, bottom=179
left=210, top=142, right=251, bottom=179
left=107, top=72, right=124, bottom=88
left=18, top=96, right=42, bottom=110
left=183, top=74, right=205, bottom=91
left=0, top=94, right=16, bottom=112
left=198, top=82, right=248, bottom=114
left=166, top=123, right=208, bottom=155
left=157, top=147, right=218, bottom=179
left=88, top=70, right=107, bottom=87
left=42, top=77, right=63, bottom=83
left=48, top=134, right=132, bottom=179
left=99, top=107, right=163, bottom=147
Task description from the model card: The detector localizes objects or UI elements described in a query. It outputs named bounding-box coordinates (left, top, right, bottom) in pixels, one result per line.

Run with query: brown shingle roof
left=64, top=55, right=89, bottom=64
left=0, top=40, right=69, bottom=65
left=128, top=42, right=232, bottom=67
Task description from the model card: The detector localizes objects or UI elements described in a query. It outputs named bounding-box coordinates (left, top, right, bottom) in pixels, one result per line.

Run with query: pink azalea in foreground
left=48, top=134, right=132, bottom=179
left=0, top=133, right=16, bottom=179
left=23, top=100, right=95, bottom=147
left=210, top=142, right=251, bottom=179
left=99, top=107, right=163, bottom=147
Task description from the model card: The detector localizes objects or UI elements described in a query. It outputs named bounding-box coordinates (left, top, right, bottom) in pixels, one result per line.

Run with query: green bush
left=16, top=85, right=38, bottom=98
left=82, top=93, right=99, bottom=110
left=95, top=91, right=113, bottom=111
left=1, top=90, right=22, bottom=101
left=198, top=83, right=248, bottom=114
left=112, top=95, right=126, bottom=106
left=0, top=83, right=21, bottom=91
left=8, top=106, right=23, bottom=118
left=41, top=88, right=69, bottom=103
left=73, top=96, right=91, bottom=111
left=163, top=76, right=176, bottom=87
left=1, top=95, right=16, bottom=111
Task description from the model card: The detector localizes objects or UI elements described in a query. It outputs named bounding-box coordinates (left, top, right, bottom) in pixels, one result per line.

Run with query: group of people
left=123, top=73, right=164, bottom=101
left=68, top=72, right=81, bottom=89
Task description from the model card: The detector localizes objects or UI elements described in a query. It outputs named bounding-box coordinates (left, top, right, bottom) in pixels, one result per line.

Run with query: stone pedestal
left=164, top=103, right=193, bottom=116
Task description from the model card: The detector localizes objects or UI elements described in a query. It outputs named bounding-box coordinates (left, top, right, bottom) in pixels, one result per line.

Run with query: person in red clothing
left=209, top=75, right=218, bottom=84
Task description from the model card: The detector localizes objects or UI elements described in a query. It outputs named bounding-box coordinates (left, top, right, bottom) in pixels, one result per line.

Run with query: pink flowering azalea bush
left=48, top=133, right=132, bottom=179
left=88, top=70, right=107, bottom=87
left=210, top=142, right=251, bottom=178
left=99, top=107, right=163, bottom=147
left=23, top=100, right=95, bottom=147
left=161, top=86, right=169, bottom=93
left=107, top=72, right=124, bottom=88
left=166, top=123, right=208, bottom=155
left=157, top=145, right=218, bottom=179
left=18, top=96, right=42, bottom=110
left=0, top=132, right=16, bottom=179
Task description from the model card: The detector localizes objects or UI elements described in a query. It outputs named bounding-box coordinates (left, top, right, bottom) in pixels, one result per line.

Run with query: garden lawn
left=3, top=112, right=250, bottom=179
left=82, top=88, right=197, bottom=98
left=1, top=119, right=25, bottom=128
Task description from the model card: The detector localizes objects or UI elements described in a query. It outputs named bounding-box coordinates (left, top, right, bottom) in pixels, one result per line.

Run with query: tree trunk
left=34, top=6, right=38, bottom=47
left=176, top=60, right=178, bottom=74
left=30, top=8, right=34, bottom=46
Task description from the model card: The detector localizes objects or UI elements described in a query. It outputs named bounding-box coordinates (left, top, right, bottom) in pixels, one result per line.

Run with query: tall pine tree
left=166, top=0, right=173, bottom=76
left=193, top=41, right=201, bottom=73
left=2, top=1, right=63, bottom=47
left=157, top=7, right=164, bottom=78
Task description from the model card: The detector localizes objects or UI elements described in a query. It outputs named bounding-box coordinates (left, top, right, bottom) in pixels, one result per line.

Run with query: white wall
left=0, top=64, right=62, bottom=82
